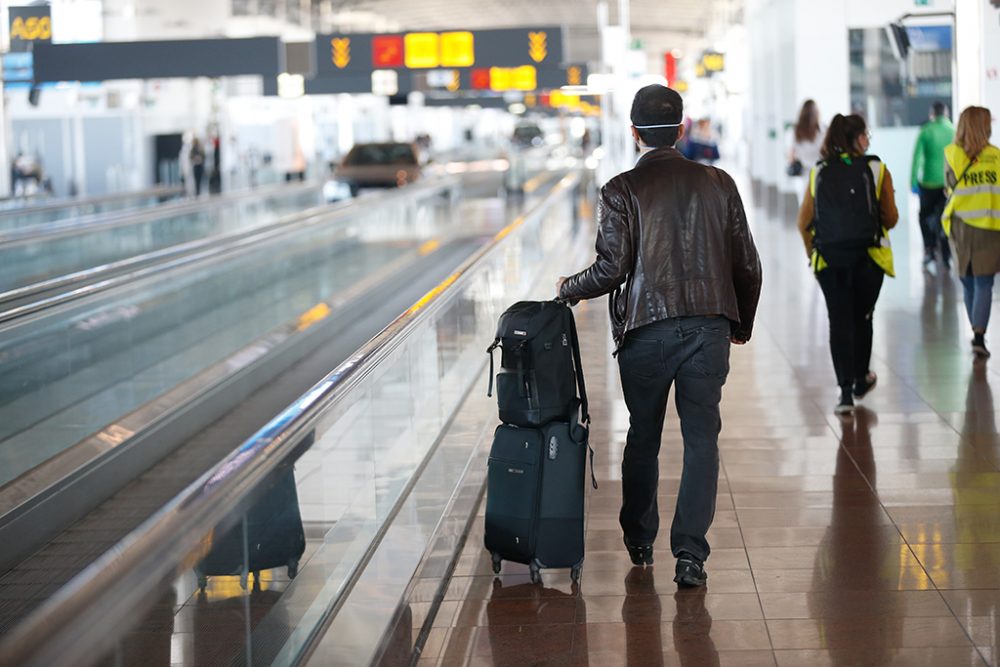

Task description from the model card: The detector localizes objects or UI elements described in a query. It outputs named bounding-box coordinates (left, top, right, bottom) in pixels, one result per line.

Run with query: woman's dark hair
left=820, top=114, right=867, bottom=159
left=630, top=84, right=683, bottom=148
left=794, top=100, right=820, bottom=143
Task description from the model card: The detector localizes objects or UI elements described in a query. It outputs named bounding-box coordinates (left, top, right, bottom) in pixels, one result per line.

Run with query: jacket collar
left=635, top=145, right=682, bottom=167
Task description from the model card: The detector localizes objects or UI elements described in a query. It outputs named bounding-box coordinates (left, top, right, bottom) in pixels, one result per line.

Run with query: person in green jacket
left=912, top=101, right=956, bottom=267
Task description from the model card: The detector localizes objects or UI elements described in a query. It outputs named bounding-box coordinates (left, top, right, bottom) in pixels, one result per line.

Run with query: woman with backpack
left=942, top=106, right=1000, bottom=359
left=797, top=114, right=899, bottom=414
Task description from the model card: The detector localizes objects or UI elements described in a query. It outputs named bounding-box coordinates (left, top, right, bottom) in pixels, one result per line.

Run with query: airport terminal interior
left=1, top=0, right=1000, bottom=665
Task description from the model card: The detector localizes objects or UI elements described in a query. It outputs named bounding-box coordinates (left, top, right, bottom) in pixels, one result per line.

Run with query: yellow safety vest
left=808, top=155, right=895, bottom=277
left=942, top=144, right=1000, bottom=236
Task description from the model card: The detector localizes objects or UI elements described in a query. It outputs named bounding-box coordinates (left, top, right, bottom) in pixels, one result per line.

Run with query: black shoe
left=835, top=388, right=855, bottom=415
left=674, top=553, right=707, bottom=587
left=923, top=250, right=935, bottom=266
left=624, top=536, right=653, bottom=566
left=973, top=333, right=991, bottom=359
left=853, top=371, right=877, bottom=399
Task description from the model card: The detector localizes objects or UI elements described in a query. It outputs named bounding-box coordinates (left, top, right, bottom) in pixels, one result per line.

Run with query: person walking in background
left=798, top=114, right=899, bottom=414
left=789, top=100, right=825, bottom=204
left=683, top=118, right=721, bottom=164
left=190, top=138, right=206, bottom=197
left=557, top=85, right=762, bottom=588
left=912, top=101, right=955, bottom=267
left=943, top=106, right=1000, bottom=359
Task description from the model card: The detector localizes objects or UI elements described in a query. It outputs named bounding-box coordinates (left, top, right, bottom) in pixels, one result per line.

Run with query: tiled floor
left=421, top=190, right=1000, bottom=666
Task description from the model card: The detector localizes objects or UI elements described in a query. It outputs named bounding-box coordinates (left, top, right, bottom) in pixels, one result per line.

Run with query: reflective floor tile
left=758, top=591, right=952, bottom=619
left=766, top=617, right=974, bottom=650
left=773, top=648, right=988, bottom=667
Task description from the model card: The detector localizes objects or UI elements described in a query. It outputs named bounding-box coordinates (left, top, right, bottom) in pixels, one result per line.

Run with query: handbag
left=786, top=160, right=804, bottom=177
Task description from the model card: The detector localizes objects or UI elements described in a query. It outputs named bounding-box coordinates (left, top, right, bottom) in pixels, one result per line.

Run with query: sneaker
left=834, top=389, right=855, bottom=415
left=674, top=552, right=707, bottom=587
left=923, top=250, right=935, bottom=266
left=853, top=371, right=878, bottom=399
left=623, top=536, right=653, bottom=566
left=973, top=333, right=991, bottom=359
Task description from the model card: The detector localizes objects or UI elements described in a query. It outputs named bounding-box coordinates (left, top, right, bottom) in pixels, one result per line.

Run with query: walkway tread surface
left=0, top=238, right=482, bottom=637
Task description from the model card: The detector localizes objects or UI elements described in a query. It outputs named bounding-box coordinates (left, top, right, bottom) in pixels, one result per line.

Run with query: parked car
left=511, top=124, right=545, bottom=148
left=332, top=142, right=421, bottom=196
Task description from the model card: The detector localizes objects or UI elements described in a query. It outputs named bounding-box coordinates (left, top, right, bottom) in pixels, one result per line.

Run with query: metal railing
left=0, top=175, right=463, bottom=522
left=0, top=181, right=330, bottom=294
left=0, top=176, right=459, bottom=324
left=0, top=171, right=586, bottom=667
left=0, top=181, right=322, bottom=244
left=0, top=185, right=183, bottom=225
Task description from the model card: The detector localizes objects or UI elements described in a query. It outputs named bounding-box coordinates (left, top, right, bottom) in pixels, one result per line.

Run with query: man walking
left=557, top=85, right=762, bottom=587
left=912, top=101, right=955, bottom=267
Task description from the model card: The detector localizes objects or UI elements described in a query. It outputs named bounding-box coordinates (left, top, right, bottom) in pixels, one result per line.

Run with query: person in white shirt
left=790, top=100, right=825, bottom=204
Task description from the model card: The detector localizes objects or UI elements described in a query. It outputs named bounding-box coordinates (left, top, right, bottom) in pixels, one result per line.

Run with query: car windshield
left=514, top=126, right=543, bottom=140
left=344, top=144, right=417, bottom=166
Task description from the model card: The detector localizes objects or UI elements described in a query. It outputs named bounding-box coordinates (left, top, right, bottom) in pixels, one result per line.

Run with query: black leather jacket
left=560, top=147, right=762, bottom=345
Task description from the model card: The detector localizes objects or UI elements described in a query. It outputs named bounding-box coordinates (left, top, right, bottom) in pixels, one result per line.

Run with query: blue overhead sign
left=2, top=52, right=33, bottom=85
left=905, top=25, right=953, bottom=52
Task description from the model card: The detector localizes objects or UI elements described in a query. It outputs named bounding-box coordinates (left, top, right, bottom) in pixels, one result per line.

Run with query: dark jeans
left=616, top=315, right=730, bottom=562
left=193, top=164, right=205, bottom=196
left=961, top=270, right=996, bottom=332
left=918, top=186, right=950, bottom=262
left=816, top=258, right=884, bottom=389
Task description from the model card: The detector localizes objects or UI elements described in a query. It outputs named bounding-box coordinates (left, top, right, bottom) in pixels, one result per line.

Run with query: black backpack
left=813, top=156, right=882, bottom=267
left=487, top=300, right=588, bottom=428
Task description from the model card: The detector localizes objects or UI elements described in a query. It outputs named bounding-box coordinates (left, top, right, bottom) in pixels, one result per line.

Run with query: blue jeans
left=961, top=272, right=996, bottom=332
left=616, top=316, right=730, bottom=562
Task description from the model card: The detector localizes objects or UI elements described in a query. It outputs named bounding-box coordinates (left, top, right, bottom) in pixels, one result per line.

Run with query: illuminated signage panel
left=8, top=6, right=52, bottom=53
left=440, top=31, right=474, bottom=67
left=404, top=32, right=440, bottom=68
left=373, top=35, right=404, bottom=68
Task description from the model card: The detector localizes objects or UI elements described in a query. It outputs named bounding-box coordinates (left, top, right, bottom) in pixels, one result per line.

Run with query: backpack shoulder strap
left=566, top=308, right=589, bottom=424
left=809, top=159, right=830, bottom=199
left=863, top=156, right=885, bottom=202
left=561, top=303, right=598, bottom=490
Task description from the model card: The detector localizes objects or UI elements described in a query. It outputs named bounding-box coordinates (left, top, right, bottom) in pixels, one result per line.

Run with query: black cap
left=630, top=84, right=683, bottom=127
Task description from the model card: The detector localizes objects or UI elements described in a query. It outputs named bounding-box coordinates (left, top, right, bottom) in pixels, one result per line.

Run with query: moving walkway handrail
left=0, top=184, right=183, bottom=220
left=0, top=177, right=460, bottom=326
left=0, top=171, right=581, bottom=667
left=0, top=180, right=322, bottom=245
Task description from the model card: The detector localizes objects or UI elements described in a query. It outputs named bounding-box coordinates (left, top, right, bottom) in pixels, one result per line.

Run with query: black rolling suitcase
left=484, top=300, right=595, bottom=583
left=195, top=465, right=306, bottom=590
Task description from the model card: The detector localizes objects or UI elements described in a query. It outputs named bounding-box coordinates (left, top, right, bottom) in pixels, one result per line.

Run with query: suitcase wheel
left=288, top=558, right=300, bottom=579
left=571, top=565, right=582, bottom=583
left=490, top=552, right=502, bottom=576
left=529, top=562, right=541, bottom=584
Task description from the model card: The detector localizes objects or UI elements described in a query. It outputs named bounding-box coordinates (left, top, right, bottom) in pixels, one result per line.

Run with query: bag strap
left=486, top=338, right=499, bottom=397
left=557, top=300, right=597, bottom=489
left=566, top=307, right=589, bottom=424
left=587, top=440, right=598, bottom=490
